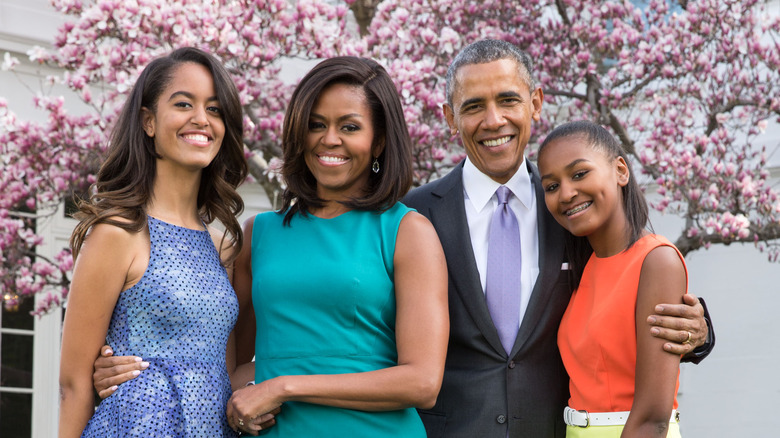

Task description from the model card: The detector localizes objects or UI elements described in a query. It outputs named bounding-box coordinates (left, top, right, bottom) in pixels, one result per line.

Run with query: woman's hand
left=226, top=379, right=284, bottom=435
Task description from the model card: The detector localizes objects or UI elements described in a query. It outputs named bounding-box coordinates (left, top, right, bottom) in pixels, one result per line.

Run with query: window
left=0, top=298, right=34, bottom=438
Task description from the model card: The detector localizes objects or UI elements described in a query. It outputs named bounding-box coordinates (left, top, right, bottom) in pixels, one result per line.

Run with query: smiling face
left=142, top=62, right=224, bottom=173
left=443, top=58, right=543, bottom=184
left=538, top=135, right=631, bottom=250
left=304, top=83, right=377, bottom=202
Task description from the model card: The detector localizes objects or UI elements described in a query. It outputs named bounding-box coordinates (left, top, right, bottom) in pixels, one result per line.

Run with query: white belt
left=564, top=406, right=680, bottom=427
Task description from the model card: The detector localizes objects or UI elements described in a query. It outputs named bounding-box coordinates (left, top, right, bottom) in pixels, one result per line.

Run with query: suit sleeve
left=681, top=297, right=715, bottom=364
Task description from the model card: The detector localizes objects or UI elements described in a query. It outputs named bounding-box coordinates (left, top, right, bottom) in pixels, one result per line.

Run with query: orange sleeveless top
left=557, top=234, right=687, bottom=412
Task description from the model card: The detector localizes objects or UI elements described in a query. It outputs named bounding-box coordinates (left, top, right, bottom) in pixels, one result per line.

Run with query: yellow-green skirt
left=566, top=422, right=681, bottom=438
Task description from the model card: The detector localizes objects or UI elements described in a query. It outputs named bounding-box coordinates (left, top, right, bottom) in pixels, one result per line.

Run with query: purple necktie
left=486, top=185, right=521, bottom=354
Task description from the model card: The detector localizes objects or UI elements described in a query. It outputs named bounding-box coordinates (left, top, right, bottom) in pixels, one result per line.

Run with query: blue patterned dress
left=81, top=217, right=239, bottom=438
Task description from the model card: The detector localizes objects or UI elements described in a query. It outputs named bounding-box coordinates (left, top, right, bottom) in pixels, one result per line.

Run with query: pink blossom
left=1, top=53, right=19, bottom=71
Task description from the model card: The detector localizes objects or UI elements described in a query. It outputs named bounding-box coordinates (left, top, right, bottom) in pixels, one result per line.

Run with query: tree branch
left=607, top=111, right=637, bottom=156
left=544, top=89, right=587, bottom=100
left=705, top=99, right=764, bottom=135
left=622, top=72, right=658, bottom=99
left=555, top=0, right=572, bottom=26
left=674, top=221, right=780, bottom=256
left=350, top=0, right=382, bottom=36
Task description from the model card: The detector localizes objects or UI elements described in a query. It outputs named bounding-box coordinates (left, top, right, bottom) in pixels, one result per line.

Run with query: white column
left=31, top=306, right=62, bottom=438
left=32, top=203, right=75, bottom=438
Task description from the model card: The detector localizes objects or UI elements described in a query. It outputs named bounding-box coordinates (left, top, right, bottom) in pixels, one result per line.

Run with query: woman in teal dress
left=225, top=56, right=449, bottom=437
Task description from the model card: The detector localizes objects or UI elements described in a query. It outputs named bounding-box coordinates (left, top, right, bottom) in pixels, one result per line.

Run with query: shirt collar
left=462, top=157, right=534, bottom=214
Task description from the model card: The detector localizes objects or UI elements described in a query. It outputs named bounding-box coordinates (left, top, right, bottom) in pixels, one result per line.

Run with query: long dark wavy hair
left=70, top=47, right=247, bottom=262
left=538, top=120, right=650, bottom=289
left=279, top=56, right=413, bottom=225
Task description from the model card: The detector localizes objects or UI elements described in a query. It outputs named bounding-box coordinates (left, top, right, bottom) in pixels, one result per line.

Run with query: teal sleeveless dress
left=250, top=203, right=426, bottom=437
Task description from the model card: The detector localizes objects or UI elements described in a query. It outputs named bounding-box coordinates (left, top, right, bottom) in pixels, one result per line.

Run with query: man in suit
left=402, top=39, right=711, bottom=437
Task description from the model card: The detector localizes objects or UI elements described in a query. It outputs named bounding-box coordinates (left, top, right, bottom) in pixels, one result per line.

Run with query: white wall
left=0, top=0, right=65, bottom=116
left=650, top=206, right=780, bottom=437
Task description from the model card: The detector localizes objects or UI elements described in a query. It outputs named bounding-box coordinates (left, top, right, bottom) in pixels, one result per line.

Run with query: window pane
left=0, top=392, right=32, bottom=438
left=0, top=333, right=33, bottom=388
left=1, top=296, right=34, bottom=331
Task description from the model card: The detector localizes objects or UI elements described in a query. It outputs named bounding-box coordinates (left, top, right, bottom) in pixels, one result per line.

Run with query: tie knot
left=496, top=186, right=512, bottom=205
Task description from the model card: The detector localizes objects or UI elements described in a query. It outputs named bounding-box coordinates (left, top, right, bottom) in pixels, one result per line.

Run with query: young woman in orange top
left=538, top=120, right=686, bottom=438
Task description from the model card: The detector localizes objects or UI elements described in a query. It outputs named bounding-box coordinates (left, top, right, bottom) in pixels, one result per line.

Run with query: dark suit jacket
left=403, top=160, right=572, bottom=438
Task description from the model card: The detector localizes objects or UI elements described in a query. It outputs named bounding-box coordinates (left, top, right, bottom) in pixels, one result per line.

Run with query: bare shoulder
left=237, top=214, right=259, bottom=248
left=641, top=245, right=685, bottom=276
left=83, top=218, right=144, bottom=250
left=242, top=215, right=257, bottom=234
left=398, top=210, right=436, bottom=236
left=73, top=218, right=148, bottom=292
left=230, top=215, right=260, bottom=271
left=396, top=211, right=443, bottom=258
left=638, top=244, right=687, bottom=303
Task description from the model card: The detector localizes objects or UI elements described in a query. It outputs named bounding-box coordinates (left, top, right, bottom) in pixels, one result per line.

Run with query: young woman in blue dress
left=59, top=47, right=247, bottom=437
left=224, top=56, right=449, bottom=437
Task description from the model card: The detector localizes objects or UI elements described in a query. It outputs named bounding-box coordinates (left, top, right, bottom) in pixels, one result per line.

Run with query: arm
left=229, top=217, right=257, bottom=374
left=227, top=217, right=282, bottom=436
left=623, top=246, right=686, bottom=438
left=226, top=212, right=449, bottom=425
left=59, top=224, right=140, bottom=437
left=228, top=216, right=258, bottom=391
left=230, top=361, right=257, bottom=392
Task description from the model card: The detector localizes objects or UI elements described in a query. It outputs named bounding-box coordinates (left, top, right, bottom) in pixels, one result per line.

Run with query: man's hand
left=647, top=294, right=708, bottom=355
left=93, top=345, right=148, bottom=399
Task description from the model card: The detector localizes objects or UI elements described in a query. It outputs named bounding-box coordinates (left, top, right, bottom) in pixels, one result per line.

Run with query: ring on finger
left=683, top=331, right=692, bottom=344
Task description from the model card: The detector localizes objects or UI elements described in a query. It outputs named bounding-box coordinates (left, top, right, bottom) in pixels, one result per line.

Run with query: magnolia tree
left=0, top=0, right=359, bottom=314
left=1, top=0, right=779, bottom=314
left=367, top=0, right=780, bottom=256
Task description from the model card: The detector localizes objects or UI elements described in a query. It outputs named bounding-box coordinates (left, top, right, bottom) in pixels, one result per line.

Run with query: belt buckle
left=564, top=407, right=590, bottom=428
left=578, top=409, right=590, bottom=428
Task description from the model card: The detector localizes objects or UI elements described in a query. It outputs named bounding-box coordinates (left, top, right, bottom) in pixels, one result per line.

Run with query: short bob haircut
left=71, top=47, right=247, bottom=260
left=538, top=120, right=649, bottom=288
left=279, top=56, right=413, bottom=225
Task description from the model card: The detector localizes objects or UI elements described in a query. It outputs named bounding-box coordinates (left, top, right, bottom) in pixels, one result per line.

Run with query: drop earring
left=372, top=158, right=380, bottom=174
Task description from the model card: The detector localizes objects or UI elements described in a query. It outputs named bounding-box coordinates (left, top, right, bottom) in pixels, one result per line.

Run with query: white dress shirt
left=462, top=157, right=540, bottom=328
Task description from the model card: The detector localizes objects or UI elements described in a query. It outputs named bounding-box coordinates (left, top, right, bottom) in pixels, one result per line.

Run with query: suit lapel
left=510, top=161, right=567, bottom=357
left=428, top=165, right=506, bottom=356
